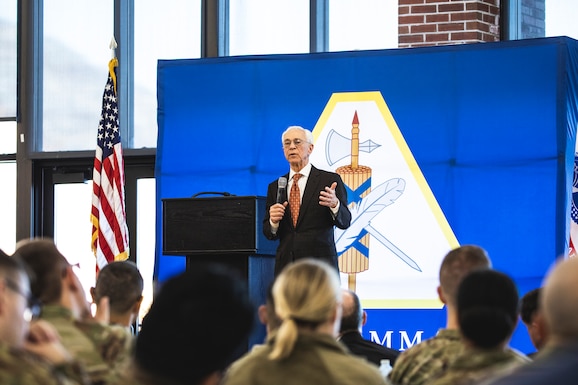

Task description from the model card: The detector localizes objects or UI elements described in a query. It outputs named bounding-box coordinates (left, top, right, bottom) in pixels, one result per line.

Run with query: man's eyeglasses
left=4, top=278, right=41, bottom=321
left=283, top=138, right=308, bottom=148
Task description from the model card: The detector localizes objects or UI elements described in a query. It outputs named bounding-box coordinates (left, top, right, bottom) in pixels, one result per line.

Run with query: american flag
left=570, top=154, right=578, bottom=257
left=91, top=57, right=129, bottom=269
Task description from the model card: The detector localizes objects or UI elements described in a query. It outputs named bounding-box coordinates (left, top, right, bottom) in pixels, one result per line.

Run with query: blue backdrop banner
left=156, top=37, right=578, bottom=354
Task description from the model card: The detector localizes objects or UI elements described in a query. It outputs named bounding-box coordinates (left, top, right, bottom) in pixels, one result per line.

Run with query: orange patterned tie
left=289, top=173, right=302, bottom=227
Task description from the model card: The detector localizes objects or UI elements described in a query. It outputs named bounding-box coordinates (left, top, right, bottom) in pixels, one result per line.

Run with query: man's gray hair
left=282, top=126, right=313, bottom=144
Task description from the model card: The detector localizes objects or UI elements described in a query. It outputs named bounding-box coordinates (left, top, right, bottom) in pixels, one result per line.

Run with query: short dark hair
left=0, top=249, right=27, bottom=281
left=439, top=245, right=491, bottom=305
left=14, top=239, right=70, bottom=304
left=340, top=289, right=363, bottom=333
left=457, top=269, right=519, bottom=349
left=135, top=263, right=255, bottom=385
left=520, top=288, right=541, bottom=325
left=94, top=261, right=143, bottom=314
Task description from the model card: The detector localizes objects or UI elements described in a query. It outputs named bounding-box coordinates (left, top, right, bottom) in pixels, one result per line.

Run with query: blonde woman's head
left=269, top=259, right=342, bottom=360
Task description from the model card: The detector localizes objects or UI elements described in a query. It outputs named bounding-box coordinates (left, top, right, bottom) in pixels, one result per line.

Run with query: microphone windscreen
left=276, top=177, right=288, bottom=203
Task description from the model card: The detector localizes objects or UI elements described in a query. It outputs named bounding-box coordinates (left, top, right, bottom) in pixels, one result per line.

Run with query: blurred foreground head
left=134, top=263, right=255, bottom=385
left=542, top=256, right=578, bottom=343
left=0, top=248, right=33, bottom=348
left=457, top=269, right=519, bottom=349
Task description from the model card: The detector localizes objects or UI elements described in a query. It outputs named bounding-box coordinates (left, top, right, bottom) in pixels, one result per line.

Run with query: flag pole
left=109, top=36, right=117, bottom=58
left=109, top=37, right=118, bottom=94
left=91, top=36, right=129, bottom=270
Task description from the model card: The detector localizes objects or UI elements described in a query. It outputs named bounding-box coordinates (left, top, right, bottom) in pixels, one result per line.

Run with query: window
left=329, top=0, right=398, bottom=51
left=134, top=0, right=202, bottom=149
left=0, top=161, right=16, bottom=254
left=54, top=182, right=95, bottom=303
left=546, top=0, right=578, bottom=39
left=229, top=0, right=309, bottom=56
left=136, top=178, right=155, bottom=325
left=0, top=0, right=17, bottom=118
left=507, top=0, right=578, bottom=40
left=0, top=121, right=16, bottom=154
left=52, top=172, right=156, bottom=322
left=42, top=0, right=113, bottom=151
left=0, top=121, right=16, bottom=254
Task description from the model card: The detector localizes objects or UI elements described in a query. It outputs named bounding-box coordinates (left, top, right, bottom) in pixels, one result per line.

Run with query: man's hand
left=24, top=320, right=72, bottom=365
left=319, top=182, right=339, bottom=208
left=269, top=202, right=288, bottom=224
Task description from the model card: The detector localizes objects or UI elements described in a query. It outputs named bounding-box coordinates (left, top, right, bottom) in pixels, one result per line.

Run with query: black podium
left=162, top=195, right=277, bottom=348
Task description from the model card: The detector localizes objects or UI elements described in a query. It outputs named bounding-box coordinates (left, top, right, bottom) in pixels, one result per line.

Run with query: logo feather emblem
left=336, top=178, right=405, bottom=252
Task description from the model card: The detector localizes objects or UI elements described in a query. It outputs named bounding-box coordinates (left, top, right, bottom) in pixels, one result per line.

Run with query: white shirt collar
left=289, top=163, right=312, bottom=181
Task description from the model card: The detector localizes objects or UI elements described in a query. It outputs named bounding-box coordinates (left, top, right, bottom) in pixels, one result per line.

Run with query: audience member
left=486, top=256, right=578, bottom=385
left=90, top=260, right=143, bottom=330
left=222, top=258, right=386, bottom=385
left=388, top=245, right=491, bottom=385
left=116, top=263, right=255, bottom=385
left=519, top=288, right=548, bottom=356
left=14, top=238, right=132, bottom=385
left=429, top=269, right=529, bottom=385
left=338, top=289, right=399, bottom=366
left=0, top=248, right=89, bottom=384
left=257, top=282, right=281, bottom=337
left=225, top=282, right=279, bottom=379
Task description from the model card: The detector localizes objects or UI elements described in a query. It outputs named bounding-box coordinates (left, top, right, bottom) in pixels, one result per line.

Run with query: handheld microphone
left=276, top=177, right=287, bottom=204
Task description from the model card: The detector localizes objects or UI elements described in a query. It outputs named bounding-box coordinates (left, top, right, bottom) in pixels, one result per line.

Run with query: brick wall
left=399, top=0, right=501, bottom=48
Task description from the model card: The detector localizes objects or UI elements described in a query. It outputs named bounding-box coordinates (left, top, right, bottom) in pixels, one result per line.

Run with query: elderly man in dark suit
left=338, top=289, right=399, bottom=367
left=263, top=125, right=351, bottom=276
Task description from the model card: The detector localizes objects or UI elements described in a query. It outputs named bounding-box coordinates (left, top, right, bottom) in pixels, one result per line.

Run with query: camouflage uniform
left=387, top=329, right=464, bottom=385
left=429, top=348, right=530, bottom=385
left=222, top=332, right=386, bottom=385
left=40, top=305, right=133, bottom=385
left=108, top=362, right=172, bottom=385
left=0, top=340, right=89, bottom=385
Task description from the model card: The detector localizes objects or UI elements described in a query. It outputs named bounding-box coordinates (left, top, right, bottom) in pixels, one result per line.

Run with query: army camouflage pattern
left=40, top=305, right=133, bottom=385
left=428, top=348, right=531, bottom=385
left=387, top=329, right=464, bottom=385
left=0, top=340, right=89, bottom=385
left=109, top=362, right=182, bottom=385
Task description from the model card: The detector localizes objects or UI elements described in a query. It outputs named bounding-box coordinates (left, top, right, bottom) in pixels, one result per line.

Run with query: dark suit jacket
left=339, top=330, right=400, bottom=367
left=489, top=342, right=578, bottom=385
left=263, top=165, right=351, bottom=275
